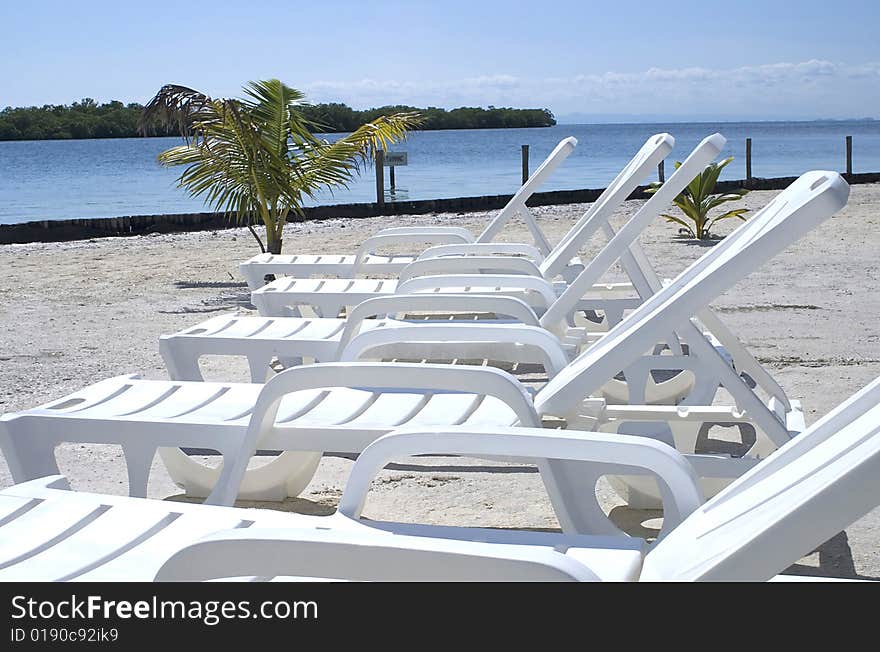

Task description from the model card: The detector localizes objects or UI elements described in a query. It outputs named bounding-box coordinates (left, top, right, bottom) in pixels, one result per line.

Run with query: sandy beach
left=1, top=184, right=878, bottom=579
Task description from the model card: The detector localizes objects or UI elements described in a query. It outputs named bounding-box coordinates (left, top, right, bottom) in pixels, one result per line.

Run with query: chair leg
left=537, top=458, right=623, bottom=536
left=204, top=451, right=247, bottom=506
left=122, top=443, right=156, bottom=498
left=0, top=432, right=61, bottom=483
left=247, top=355, right=276, bottom=382
left=160, top=342, right=204, bottom=381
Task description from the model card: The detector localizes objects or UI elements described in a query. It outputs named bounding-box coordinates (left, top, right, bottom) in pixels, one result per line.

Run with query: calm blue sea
left=1, top=120, right=878, bottom=224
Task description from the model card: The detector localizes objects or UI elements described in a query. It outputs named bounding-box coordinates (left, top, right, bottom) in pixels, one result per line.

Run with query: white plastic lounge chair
left=160, top=294, right=554, bottom=380
left=0, top=171, right=849, bottom=508
left=164, top=373, right=880, bottom=581
left=156, top=136, right=738, bottom=498
left=0, top=371, right=878, bottom=581
left=248, top=133, right=691, bottom=318
left=238, top=137, right=578, bottom=289
left=159, top=134, right=725, bottom=383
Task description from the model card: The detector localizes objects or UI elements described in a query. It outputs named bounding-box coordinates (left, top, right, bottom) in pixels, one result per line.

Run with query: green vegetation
left=646, top=157, right=750, bottom=239
left=140, top=80, right=419, bottom=254
left=0, top=99, right=172, bottom=140
left=0, top=99, right=553, bottom=141
left=298, top=104, right=555, bottom=132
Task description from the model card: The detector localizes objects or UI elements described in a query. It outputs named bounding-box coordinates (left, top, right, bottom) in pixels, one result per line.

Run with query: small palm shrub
left=647, top=156, right=749, bottom=239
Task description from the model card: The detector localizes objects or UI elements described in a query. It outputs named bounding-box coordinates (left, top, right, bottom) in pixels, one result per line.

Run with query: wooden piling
left=846, top=136, right=853, bottom=176
left=376, top=149, right=385, bottom=207
left=746, top=138, right=752, bottom=181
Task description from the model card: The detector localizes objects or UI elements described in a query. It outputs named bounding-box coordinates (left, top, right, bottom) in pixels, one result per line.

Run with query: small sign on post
left=383, top=151, right=407, bottom=194
left=384, top=152, right=408, bottom=167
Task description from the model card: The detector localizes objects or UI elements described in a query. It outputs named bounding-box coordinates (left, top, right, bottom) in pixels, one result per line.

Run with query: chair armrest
left=418, top=242, right=544, bottom=262
left=353, top=231, right=473, bottom=273
left=399, top=256, right=543, bottom=282
left=338, top=294, right=540, bottom=354
left=371, top=226, right=475, bottom=241
left=339, top=426, right=704, bottom=532
left=205, top=363, right=541, bottom=505
left=397, top=274, right=557, bottom=310
left=338, top=322, right=569, bottom=377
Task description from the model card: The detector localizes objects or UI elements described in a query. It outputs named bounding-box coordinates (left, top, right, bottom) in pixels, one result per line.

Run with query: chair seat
left=0, top=478, right=647, bottom=582
left=4, top=376, right=522, bottom=454
left=242, top=253, right=418, bottom=277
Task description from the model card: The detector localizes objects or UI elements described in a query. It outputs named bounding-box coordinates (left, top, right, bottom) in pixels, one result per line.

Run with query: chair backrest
left=641, top=375, right=880, bottom=581
left=539, top=133, right=726, bottom=333
left=538, top=133, right=674, bottom=279
left=476, top=137, right=578, bottom=253
left=533, top=171, right=850, bottom=419
left=538, top=133, right=792, bottom=413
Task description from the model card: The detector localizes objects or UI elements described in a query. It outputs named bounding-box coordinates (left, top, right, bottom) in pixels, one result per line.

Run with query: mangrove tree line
left=0, top=99, right=555, bottom=140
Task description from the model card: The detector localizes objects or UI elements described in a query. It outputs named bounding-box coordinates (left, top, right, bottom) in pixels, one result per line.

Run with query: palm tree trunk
left=266, top=230, right=283, bottom=254
left=262, top=224, right=282, bottom=284
left=263, top=204, right=283, bottom=254
left=267, top=208, right=288, bottom=254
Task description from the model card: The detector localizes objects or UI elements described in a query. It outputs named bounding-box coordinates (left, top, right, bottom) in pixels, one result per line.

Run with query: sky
left=2, top=0, right=880, bottom=122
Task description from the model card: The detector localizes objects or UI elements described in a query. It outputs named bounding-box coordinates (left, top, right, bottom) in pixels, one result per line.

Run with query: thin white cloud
left=461, top=74, right=520, bottom=88
left=303, top=59, right=880, bottom=118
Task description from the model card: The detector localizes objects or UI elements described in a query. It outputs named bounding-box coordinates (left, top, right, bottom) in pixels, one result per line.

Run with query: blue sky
left=2, top=0, right=879, bottom=121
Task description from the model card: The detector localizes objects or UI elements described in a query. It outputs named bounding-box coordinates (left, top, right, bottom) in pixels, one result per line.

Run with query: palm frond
left=139, top=84, right=212, bottom=138
left=703, top=191, right=749, bottom=212
left=293, top=112, right=422, bottom=200
left=661, top=214, right=696, bottom=238
left=644, top=181, right=663, bottom=195
left=242, top=79, right=317, bottom=157
left=704, top=209, right=750, bottom=234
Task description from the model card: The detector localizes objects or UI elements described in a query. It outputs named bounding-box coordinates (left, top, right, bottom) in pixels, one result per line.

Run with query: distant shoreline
left=0, top=101, right=555, bottom=142
left=0, top=124, right=557, bottom=144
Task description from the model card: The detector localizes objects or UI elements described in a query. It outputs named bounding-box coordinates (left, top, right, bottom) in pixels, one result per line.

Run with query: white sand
left=1, top=184, right=878, bottom=578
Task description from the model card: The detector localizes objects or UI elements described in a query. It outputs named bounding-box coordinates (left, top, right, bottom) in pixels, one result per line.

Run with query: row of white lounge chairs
left=0, top=132, right=876, bottom=581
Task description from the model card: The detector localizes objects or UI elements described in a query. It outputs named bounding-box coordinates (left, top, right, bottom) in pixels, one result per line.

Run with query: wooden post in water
left=658, top=160, right=665, bottom=183
left=389, top=165, right=396, bottom=194
left=745, top=138, right=752, bottom=181
left=846, top=136, right=853, bottom=176
left=375, top=149, right=385, bottom=207
left=521, top=145, right=529, bottom=184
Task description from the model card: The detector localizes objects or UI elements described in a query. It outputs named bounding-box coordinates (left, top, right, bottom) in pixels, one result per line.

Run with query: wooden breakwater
left=2, top=172, right=879, bottom=246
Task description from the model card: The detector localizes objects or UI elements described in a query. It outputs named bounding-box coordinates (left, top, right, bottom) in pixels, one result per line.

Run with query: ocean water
left=0, top=120, right=878, bottom=224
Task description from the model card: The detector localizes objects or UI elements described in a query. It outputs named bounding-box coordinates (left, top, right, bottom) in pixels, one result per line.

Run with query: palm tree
left=139, top=80, right=420, bottom=254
